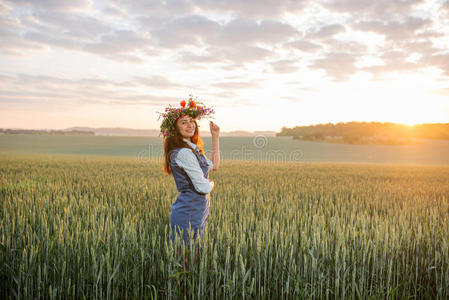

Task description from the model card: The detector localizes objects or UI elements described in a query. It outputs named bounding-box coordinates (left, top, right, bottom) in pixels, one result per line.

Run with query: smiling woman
left=178, top=116, right=197, bottom=138
left=158, top=96, right=220, bottom=268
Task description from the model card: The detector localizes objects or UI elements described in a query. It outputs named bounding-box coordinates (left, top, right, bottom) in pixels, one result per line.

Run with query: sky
left=1, top=0, right=449, bottom=132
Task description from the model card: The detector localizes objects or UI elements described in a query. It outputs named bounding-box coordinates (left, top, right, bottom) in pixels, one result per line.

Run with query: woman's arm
left=210, top=121, right=220, bottom=171
left=175, top=149, right=213, bottom=194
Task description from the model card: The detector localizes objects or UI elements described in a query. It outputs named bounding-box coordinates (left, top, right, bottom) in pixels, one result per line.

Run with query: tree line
left=277, top=122, right=449, bottom=144
left=0, top=128, right=95, bottom=135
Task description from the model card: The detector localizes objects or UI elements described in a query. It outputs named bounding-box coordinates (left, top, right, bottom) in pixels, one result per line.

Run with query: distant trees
left=278, top=122, right=449, bottom=144
left=0, top=129, right=95, bottom=135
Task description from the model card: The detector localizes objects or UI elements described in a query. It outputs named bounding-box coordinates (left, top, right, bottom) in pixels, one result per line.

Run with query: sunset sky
left=1, top=0, right=449, bottom=132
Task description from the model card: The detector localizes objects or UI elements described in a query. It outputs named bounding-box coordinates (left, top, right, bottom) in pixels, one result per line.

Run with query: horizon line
left=1, top=120, right=448, bottom=132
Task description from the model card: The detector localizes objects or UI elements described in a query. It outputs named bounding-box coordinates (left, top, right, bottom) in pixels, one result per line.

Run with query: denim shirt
left=174, top=138, right=214, bottom=194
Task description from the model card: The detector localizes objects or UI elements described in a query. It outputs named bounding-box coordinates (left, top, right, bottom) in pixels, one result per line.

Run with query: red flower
left=180, top=100, right=186, bottom=107
left=189, top=100, right=196, bottom=108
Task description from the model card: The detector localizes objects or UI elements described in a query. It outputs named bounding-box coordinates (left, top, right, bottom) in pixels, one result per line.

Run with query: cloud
left=18, top=10, right=111, bottom=51
left=5, top=0, right=93, bottom=12
left=177, top=52, right=224, bottom=66
left=0, top=1, right=304, bottom=68
left=133, top=76, right=185, bottom=88
left=146, top=16, right=298, bottom=66
left=0, top=15, right=45, bottom=55
left=269, top=59, right=301, bottom=73
left=209, top=45, right=273, bottom=65
left=204, top=90, right=240, bottom=100
left=355, top=17, right=432, bottom=42
left=421, top=53, right=449, bottom=76
left=211, top=81, right=259, bottom=89
left=110, top=0, right=195, bottom=16
left=442, top=1, right=449, bottom=10
left=176, top=45, right=276, bottom=67
left=14, top=12, right=152, bottom=62
left=84, top=30, right=151, bottom=63
left=28, top=10, right=111, bottom=39
left=323, top=0, right=424, bottom=18
left=147, top=16, right=298, bottom=49
left=1, top=3, right=153, bottom=62
left=0, top=2, right=12, bottom=14
left=0, top=74, right=182, bottom=108
left=108, top=94, right=179, bottom=106
left=286, top=40, right=322, bottom=52
left=4, top=3, right=297, bottom=65
left=2, top=0, right=448, bottom=85
left=23, top=30, right=81, bottom=50
left=213, top=18, right=299, bottom=46
left=102, top=4, right=126, bottom=17
left=305, top=24, right=346, bottom=39
left=149, top=15, right=220, bottom=48
left=362, top=50, right=419, bottom=74
left=112, top=0, right=307, bottom=18
left=323, top=39, right=367, bottom=54
left=403, top=40, right=437, bottom=55
left=195, top=0, right=307, bottom=18
left=310, top=52, right=358, bottom=80
left=347, top=17, right=445, bottom=76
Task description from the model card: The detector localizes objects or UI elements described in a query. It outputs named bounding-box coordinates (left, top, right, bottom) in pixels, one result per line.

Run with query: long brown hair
left=162, top=118, right=205, bottom=174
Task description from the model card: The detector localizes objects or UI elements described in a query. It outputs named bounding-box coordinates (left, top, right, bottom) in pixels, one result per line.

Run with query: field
left=1, top=153, right=449, bottom=299
left=1, top=135, right=449, bottom=165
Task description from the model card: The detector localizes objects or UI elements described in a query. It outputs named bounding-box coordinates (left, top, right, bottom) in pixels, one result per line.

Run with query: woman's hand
left=210, top=121, right=220, bottom=137
left=209, top=180, right=214, bottom=191
left=209, top=121, right=220, bottom=171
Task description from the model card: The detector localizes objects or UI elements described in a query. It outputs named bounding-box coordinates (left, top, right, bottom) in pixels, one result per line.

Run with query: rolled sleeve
left=175, top=148, right=212, bottom=194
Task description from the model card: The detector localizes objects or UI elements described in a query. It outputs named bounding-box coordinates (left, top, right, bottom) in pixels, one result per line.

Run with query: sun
left=347, top=75, right=444, bottom=126
left=400, top=121, right=420, bottom=126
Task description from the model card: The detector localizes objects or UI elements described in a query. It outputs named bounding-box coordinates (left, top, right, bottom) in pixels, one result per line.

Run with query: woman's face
left=177, top=115, right=196, bottom=139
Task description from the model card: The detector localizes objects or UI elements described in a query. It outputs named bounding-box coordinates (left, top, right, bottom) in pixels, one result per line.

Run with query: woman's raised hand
left=210, top=121, right=220, bottom=137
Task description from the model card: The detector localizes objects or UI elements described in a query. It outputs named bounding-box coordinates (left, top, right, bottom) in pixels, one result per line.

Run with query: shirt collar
left=183, top=138, right=200, bottom=152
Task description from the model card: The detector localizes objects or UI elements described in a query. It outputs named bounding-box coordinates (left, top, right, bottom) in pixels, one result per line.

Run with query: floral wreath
left=157, top=95, right=215, bottom=137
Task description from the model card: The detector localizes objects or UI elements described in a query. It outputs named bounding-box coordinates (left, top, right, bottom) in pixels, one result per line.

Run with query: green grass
left=1, top=154, right=448, bottom=299
left=1, top=135, right=449, bottom=165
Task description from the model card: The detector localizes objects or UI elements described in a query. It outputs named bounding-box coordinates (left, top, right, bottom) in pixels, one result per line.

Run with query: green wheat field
left=1, top=136, right=449, bottom=299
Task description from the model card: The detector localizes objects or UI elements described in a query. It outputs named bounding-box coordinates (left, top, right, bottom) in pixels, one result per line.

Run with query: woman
left=159, top=97, right=220, bottom=248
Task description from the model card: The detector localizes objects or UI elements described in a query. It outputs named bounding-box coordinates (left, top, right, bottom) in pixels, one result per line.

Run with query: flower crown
left=157, top=95, right=215, bottom=137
